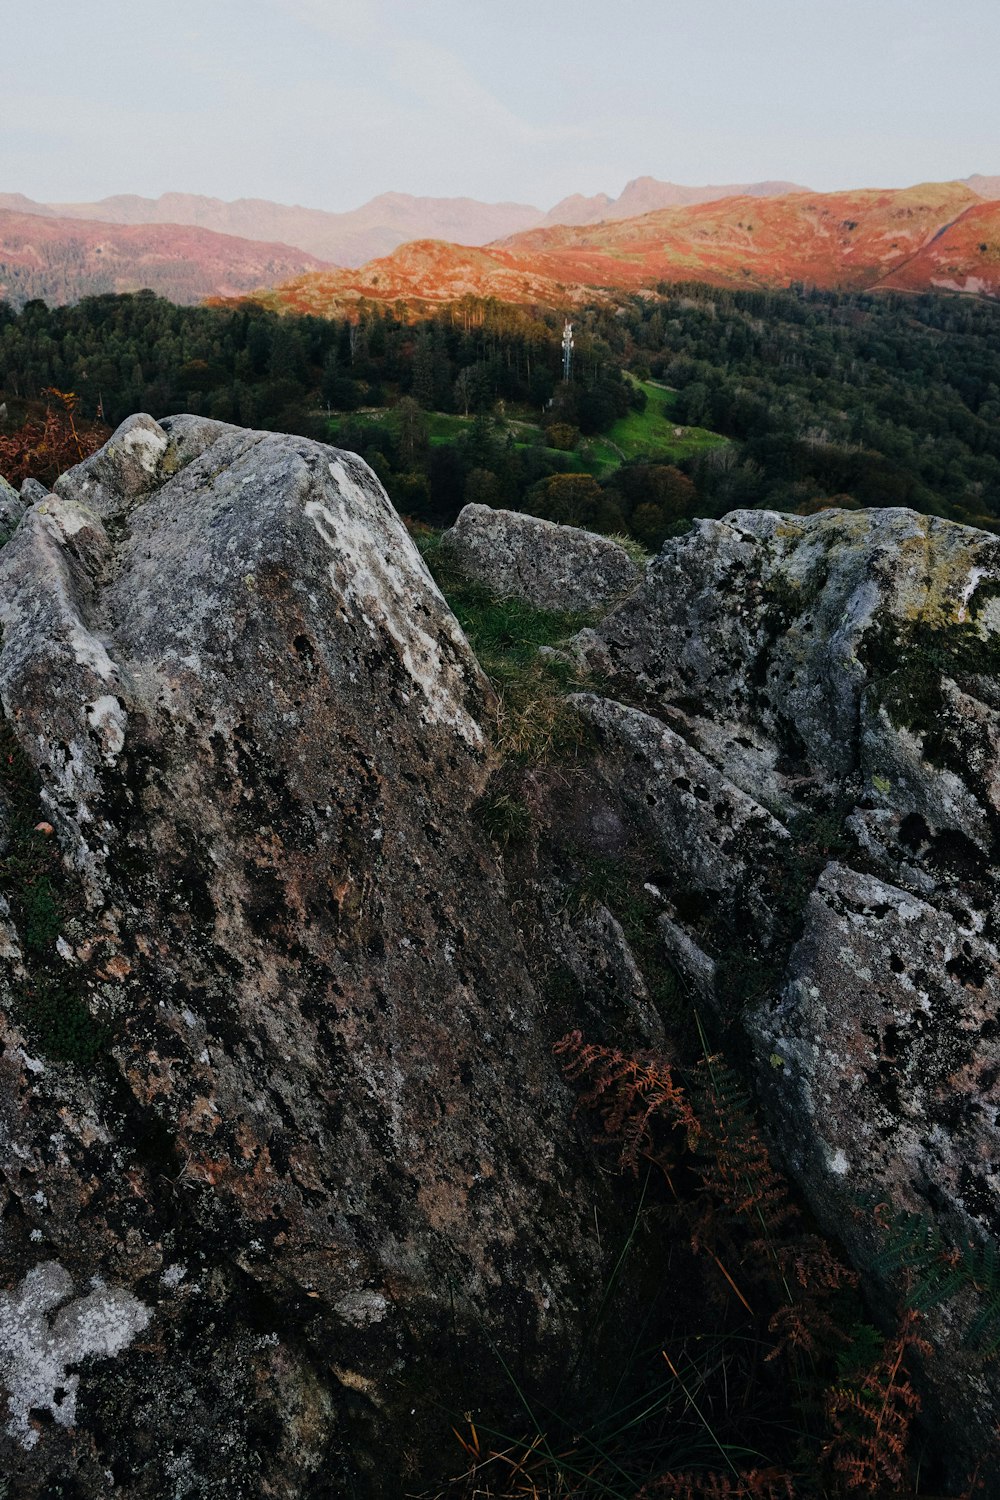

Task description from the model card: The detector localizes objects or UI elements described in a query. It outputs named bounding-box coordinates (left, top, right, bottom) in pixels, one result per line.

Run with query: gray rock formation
left=4, top=446, right=1000, bottom=1491
left=19, top=477, right=49, bottom=505
left=440, top=502, right=641, bottom=612
left=0, top=416, right=624, bottom=1497
left=572, top=504, right=1000, bottom=1480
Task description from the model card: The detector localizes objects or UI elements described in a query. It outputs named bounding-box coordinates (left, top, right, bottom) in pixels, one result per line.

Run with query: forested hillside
left=593, top=283, right=1000, bottom=529
left=1, top=283, right=998, bottom=539
left=0, top=211, right=328, bottom=307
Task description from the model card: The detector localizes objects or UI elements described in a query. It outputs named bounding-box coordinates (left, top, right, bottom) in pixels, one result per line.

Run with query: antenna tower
left=562, top=321, right=574, bottom=382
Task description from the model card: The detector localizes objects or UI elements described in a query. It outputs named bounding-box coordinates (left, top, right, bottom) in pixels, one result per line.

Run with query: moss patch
left=418, top=531, right=597, bottom=763
left=864, top=615, right=1000, bottom=770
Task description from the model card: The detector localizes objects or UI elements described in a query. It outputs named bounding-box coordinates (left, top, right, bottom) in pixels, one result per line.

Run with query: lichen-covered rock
left=572, top=694, right=792, bottom=950
left=569, top=505, right=1000, bottom=1475
left=0, top=416, right=620, bottom=1496
left=19, top=478, right=49, bottom=506
left=751, top=861, right=1000, bottom=1476
left=7, top=448, right=1000, bottom=1491
left=440, top=502, right=641, bottom=612
left=753, top=862, right=1000, bottom=1243
left=0, top=474, right=24, bottom=538
left=577, top=506, right=1000, bottom=817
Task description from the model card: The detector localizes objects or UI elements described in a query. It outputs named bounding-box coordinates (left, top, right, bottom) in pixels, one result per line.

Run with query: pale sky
left=4, top=0, right=998, bottom=211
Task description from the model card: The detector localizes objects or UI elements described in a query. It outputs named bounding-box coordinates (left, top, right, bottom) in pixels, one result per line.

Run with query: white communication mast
left=561, top=321, right=574, bottom=382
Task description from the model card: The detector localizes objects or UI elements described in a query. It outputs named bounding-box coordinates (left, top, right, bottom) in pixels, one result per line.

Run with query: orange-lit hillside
left=258, top=183, right=1000, bottom=316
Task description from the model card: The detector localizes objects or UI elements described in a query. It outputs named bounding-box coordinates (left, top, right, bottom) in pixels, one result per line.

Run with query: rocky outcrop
left=0, top=419, right=626, bottom=1497
left=5, top=458, right=1000, bottom=1492
left=440, top=502, right=641, bottom=612
left=571, top=505, right=1000, bottom=1480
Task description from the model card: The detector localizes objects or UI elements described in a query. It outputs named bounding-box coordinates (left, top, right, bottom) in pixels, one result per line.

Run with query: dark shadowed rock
left=753, top=861, right=1000, bottom=1472
left=440, top=502, right=641, bottom=611
left=0, top=415, right=619, bottom=1496
left=19, top=478, right=49, bottom=505
left=572, top=693, right=792, bottom=949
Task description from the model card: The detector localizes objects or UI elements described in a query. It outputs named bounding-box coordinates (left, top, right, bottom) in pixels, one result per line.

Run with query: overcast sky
left=4, top=0, right=998, bottom=211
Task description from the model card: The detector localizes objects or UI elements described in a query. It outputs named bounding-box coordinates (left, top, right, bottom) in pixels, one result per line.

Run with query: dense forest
left=1, top=284, right=998, bottom=544
left=596, top=283, right=1000, bottom=530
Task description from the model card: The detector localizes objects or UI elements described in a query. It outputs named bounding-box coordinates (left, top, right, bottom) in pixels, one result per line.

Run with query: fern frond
left=871, top=1204, right=1000, bottom=1352
left=822, top=1310, right=929, bottom=1492
left=553, top=1030, right=698, bottom=1176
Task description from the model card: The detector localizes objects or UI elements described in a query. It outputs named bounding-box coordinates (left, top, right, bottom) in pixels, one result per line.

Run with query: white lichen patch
left=333, top=1288, right=390, bottom=1327
left=69, top=624, right=119, bottom=683
left=37, top=499, right=97, bottom=542
left=86, top=695, right=127, bottom=763
left=116, top=422, right=168, bottom=475
left=958, top=566, right=989, bottom=624
left=304, top=465, right=484, bottom=747
left=0, top=1262, right=151, bottom=1449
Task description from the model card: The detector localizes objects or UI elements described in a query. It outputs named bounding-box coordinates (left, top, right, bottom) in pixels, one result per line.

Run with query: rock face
left=440, top=502, right=640, bottom=612
left=0, top=418, right=620, bottom=1497
left=572, top=506, right=1000, bottom=1479
left=5, top=460, right=1000, bottom=1492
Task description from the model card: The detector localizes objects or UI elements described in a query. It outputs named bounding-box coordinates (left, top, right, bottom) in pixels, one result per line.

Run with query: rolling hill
left=0, top=211, right=332, bottom=307
left=258, top=182, right=1000, bottom=315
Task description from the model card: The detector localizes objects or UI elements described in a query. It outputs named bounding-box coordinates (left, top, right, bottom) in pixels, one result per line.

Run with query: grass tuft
left=418, top=530, right=597, bottom=764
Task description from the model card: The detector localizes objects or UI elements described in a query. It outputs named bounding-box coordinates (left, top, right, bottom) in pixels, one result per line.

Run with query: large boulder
left=440, top=502, right=641, bottom=612
left=0, top=416, right=617, bottom=1497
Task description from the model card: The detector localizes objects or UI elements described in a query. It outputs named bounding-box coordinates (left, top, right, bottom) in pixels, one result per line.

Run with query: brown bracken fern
left=822, top=1309, right=930, bottom=1493
left=552, top=1031, right=928, bottom=1498
left=553, top=1030, right=699, bottom=1182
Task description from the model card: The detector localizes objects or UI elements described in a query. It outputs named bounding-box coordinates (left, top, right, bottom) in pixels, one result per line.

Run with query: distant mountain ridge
left=540, top=177, right=809, bottom=226
left=966, top=174, right=1000, bottom=200
left=1, top=178, right=817, bottom=268
left=3, top=177, right=997, bottom=277
left=3, top=175, right=999, bottom=312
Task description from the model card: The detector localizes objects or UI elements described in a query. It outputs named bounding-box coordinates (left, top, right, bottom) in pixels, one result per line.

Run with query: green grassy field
left=327, top=409, right=590, bottom=471
left=601, top=379, right=729, bottom=466
left=327, top=384, right=727, bottom=480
